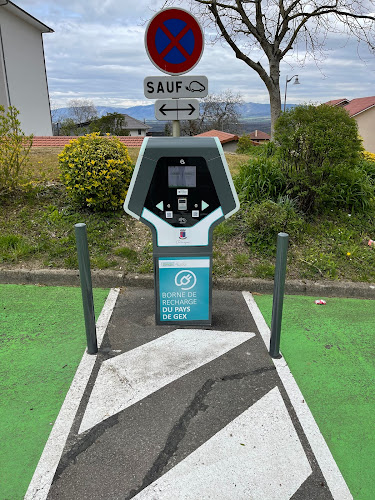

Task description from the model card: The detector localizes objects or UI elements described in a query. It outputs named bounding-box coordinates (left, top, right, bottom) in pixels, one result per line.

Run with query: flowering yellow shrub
left=59, top=133, right=133, bottom=211
left=363, top=151, right=375, bottom=162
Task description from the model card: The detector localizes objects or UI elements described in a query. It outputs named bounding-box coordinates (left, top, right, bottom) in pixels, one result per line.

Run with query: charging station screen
left=168, top=166, right=196, bottom=188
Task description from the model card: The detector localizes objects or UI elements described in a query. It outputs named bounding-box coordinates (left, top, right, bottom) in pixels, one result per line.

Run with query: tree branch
left=209, top=0, right=271, bottom=86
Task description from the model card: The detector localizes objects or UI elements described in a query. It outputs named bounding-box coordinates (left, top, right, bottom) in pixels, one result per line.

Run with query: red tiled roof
left=343, top=96, right=375, bottom=117
left=32, top=136, right=145, bottom=147
left=194, top=129, right=239, bottom=144
left=324, top=98, right=349, bottom=107
left=249, top=130, right=270, bottom=140
left=325, top=96, right=375, bottom=117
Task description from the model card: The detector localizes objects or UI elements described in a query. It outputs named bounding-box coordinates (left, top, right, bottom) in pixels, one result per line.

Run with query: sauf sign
left=144, top=75, right=208, bottom=99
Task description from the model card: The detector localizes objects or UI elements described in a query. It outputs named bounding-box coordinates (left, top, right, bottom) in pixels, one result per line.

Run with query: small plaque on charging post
left=158, top=257, right=210, bottom=322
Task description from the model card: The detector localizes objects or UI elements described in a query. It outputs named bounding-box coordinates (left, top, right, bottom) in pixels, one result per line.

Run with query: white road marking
left=242, top=291, right=353, bottom=500
left=134, top=387, right=312, bottom=500
left=79, top=329, right=255, bottom=433
left=24, top=288, right=120, bottom=500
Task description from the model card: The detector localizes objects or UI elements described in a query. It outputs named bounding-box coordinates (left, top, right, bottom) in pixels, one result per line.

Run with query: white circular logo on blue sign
left=175, top=270, right=197, bottom=290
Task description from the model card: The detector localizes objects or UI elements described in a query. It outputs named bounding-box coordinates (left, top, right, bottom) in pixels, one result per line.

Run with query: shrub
left=236, top=135, right=257, bottom=154
left=89, top=113, right=130, bottom=136
left=59, top=133, right=133, bottom=211
left=242, top=198, right=303, bottom=253
left=274, top=104, right=364, bottom=213
left=363, top=151, right=375, bottom=163
left=359, top=154, right=375, bottom=183
left=59, top=118, right=79, bottom=136
left=327, top=164, right=375, bottom=212
left=0, top=105, right=32, bottom=193
left=234, top=156, right=288, bottom=205
left=262, top=140, right=277, bottom=158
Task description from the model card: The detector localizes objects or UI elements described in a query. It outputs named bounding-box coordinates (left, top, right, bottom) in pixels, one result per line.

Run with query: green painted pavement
left=0, top=284, right=109, bottom=500
left=254, top=294, right=375, bottom=500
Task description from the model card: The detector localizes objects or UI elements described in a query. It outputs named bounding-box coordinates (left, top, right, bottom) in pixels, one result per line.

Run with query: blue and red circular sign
left=145, top=8, right=204, bottom=75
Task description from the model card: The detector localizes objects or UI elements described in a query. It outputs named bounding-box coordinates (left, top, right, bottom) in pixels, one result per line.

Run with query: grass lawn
left=0, top=285, right=109, bottom=500
left=0, top=145, right=374, bottom=282
left=254, top=294, right=375, bottom=500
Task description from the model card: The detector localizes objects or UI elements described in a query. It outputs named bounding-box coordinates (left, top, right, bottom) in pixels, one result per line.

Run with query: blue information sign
left=158, top=257, right=210, bottom=321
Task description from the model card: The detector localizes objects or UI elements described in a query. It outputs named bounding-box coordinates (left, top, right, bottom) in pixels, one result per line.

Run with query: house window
left=138, top=129, right=142, bottom=135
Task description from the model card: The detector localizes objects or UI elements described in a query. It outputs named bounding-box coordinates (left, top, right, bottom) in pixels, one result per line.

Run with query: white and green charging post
left=124, top=137, right=239, bottom=325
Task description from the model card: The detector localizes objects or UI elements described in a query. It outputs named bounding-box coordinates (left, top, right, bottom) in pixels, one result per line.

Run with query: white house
left=0, top=1, right=53, bottom=135
left=326, top=97, right=375, bottom=154
left=122, top=114, right=150, bottom=137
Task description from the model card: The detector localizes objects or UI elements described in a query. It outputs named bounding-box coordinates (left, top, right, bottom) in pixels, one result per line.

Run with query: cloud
left=14, top=0, right=375, bottom=107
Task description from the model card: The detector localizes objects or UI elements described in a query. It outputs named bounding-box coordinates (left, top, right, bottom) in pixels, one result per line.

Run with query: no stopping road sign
left=145, top=8, right=204, bottom=75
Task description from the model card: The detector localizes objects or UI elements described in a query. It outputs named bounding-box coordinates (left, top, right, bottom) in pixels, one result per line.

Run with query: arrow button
left=201, top=200, right=209, bottom=211
left=156, top=201, right=164, bottom=211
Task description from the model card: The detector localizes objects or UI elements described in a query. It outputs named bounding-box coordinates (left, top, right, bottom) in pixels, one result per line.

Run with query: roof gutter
left=349, top=104, right=375, bottom=118
left=0, top=1, right=54, bottom=33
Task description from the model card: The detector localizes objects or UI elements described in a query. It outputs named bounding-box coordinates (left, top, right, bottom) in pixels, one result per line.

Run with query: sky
left=14, top=0, right=375, bottom=109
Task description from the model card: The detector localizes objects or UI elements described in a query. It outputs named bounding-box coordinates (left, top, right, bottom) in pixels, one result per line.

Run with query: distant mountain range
left=52, top=102, right=296, bottom=123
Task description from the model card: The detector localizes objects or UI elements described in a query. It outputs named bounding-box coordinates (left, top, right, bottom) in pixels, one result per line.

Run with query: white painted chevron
left=134, top=387, right=312, bottom=500
left=79, top=329, right=255, bottom=434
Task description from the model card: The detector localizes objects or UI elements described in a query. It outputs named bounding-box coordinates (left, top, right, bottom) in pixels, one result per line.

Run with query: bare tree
left=181, top=89, right=243, bottom=135
left=67, top=98, right=98, bottom=124
left=202, top=89, right=243, bottom=133
left=49, top=100, right=60, bottom=123
left=164, top=0, right=375, bottom=137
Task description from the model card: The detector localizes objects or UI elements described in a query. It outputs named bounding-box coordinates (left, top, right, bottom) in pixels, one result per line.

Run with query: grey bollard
left=75, top=223, right=97, bottom=354
left=269, top=232, right=289, bottom=358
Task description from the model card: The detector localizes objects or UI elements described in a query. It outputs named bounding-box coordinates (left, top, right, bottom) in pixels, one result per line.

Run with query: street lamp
left=283, top=75, right=300, bottom=112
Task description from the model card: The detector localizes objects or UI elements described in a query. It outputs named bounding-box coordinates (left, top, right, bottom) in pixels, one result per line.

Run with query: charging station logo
left=175, top=270, right=197, bottom=290
left=179, top=229, right=187, bottom=239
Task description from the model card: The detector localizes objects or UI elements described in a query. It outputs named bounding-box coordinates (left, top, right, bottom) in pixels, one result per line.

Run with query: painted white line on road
left=79, top=329, right=255, bottom=433
left=242, top=291, right=353, bottom=500
left=134, top=387, right=312, bottom=500
left=24, top=288, right=120, bottom=500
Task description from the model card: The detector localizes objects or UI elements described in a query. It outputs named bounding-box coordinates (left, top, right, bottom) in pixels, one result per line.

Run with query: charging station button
left=177, top=189, right=188, bottom=195
left=165, top=211, right=173, bottom=218
left=178, top=198, right=188, bottom=211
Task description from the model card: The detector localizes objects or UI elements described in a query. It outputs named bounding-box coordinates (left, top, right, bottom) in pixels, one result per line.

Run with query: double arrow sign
left=144, top=76, right=206, bottom=122
left=155, top=99, right=199, bottom=121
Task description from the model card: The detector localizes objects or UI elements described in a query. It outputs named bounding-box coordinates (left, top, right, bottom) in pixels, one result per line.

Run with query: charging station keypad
left=144, top=157, right=220, bottom=228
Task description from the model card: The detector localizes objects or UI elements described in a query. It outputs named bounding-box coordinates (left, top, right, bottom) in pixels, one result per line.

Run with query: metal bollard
left=269, top=232, right=289, bottom=358
left=75, top=223, right=97, bottom=354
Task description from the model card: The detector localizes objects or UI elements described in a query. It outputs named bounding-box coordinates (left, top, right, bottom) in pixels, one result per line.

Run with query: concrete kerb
left=0, top=268, right=374, bottom=299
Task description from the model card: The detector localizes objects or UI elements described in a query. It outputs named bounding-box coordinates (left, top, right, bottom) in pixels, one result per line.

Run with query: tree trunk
left=259, top=59, right=282, bottom=139
left=268, top=61, right=282, bottom=140
left=269, top=88, right=282, bottom=139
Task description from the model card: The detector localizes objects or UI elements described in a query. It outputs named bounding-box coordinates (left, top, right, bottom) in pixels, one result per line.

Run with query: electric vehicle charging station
left=124, top=136, right=240, bottom=325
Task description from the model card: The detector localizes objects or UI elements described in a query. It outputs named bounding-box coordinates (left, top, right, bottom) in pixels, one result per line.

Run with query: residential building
left=122, top=114, right=150, bottom=136
left=326, top=96, right=375, bottom=153
left=0, top=1, right=53, bottom=135
left=194, top=129, right=240, bottom=152
left=249, top=130, right=271, bottom=143
left=67, top=114, right=151, bottom=137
